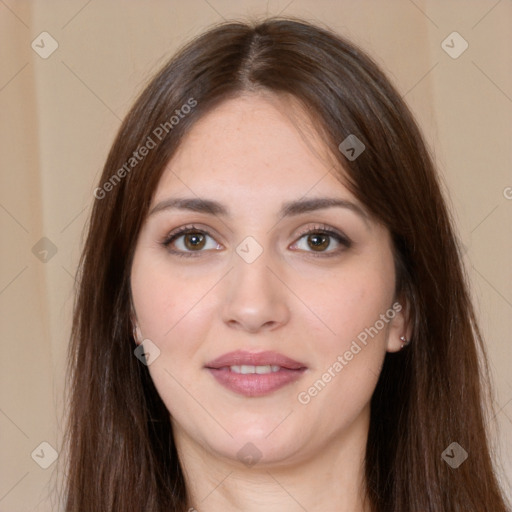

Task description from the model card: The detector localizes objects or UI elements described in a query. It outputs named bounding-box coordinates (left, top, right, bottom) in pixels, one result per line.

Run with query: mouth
left=205, top=350, right=307, bottom=397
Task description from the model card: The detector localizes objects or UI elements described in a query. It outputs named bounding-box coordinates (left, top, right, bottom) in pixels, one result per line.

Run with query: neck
left=175, top=404, right=372, bottom=512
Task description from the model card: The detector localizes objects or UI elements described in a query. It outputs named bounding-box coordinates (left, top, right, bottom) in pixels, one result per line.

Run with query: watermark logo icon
left=134, top=339, right=161, bottom=365
left=31, top=441, right=58, bottom=469
left=441, top=32, right=468, bottom=59
left=236, top=442, right=262, bottom=467
left=441, top=441, right=468, bottom=468
left=31, top=32, right=59, bottom=59
left=32, top=237, right=58, bottom=263
left=338, top=134, right=366, bottom=161
left=236, top=236, right=263, bottom=264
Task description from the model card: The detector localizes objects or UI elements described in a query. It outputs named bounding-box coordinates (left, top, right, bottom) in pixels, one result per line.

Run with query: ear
left=132, top=323, right=143, bottom=346
left=129, top=300, right=143, bottom=346
left=386, top=298, right=413, bottom=353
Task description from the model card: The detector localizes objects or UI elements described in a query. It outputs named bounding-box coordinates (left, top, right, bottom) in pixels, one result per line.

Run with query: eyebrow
left=149, top=196, right=369, bottom=223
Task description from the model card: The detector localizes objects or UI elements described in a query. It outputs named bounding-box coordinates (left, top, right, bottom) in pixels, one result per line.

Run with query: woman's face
left=130, top=92, right=407, bottom=467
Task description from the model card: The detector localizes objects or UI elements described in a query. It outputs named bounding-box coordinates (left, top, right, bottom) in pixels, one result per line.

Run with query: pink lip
left=206, top=350, right=306, bottom=369
left=205, top=350, right=307, bottom=397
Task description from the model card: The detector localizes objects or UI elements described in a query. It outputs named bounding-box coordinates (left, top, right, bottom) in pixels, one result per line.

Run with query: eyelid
left=162, top=223, right=217, bottom=244
left=161, top=224, right=222, bottom=257
left=289, top=223, right=352, bottom=256
left=293, top=223, right=351, bottom=245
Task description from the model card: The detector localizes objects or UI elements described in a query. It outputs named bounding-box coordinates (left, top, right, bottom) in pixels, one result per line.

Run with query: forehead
left=153, top=92, right=351, bottom=205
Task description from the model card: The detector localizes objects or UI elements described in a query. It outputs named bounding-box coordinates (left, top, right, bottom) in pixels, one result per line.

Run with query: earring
left=400, top=336, right=410, bottom=349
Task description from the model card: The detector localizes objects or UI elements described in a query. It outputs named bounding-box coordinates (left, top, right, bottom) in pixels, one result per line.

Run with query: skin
left=130, top=92, right=410, bottom=512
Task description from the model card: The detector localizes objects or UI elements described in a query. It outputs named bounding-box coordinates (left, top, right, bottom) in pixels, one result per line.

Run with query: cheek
left=302, top=260, right=395, bottom=349
left=130, top=250, right=211, bottom=349
left=293, top=254, right=395, bottom=410
left=130, top=253, right=215, bottom=412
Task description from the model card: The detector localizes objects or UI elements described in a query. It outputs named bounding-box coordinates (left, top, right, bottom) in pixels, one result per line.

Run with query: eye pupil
left=308, top=233, right=329, bottom=251
left=185, top=232, right=206, bottom=250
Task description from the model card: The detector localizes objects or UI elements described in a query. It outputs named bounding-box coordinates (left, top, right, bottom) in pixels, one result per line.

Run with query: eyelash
left=161, top=223, right=352, bottom=259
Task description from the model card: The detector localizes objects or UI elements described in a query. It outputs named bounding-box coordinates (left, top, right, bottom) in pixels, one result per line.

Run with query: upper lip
left=205, top=350, right=307, bottom=370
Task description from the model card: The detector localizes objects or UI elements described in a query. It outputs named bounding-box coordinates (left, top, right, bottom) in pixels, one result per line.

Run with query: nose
left=221, top=247, right=291, bottom=334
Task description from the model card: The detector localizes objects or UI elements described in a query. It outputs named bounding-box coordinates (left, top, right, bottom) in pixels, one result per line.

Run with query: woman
left=63, top=17, right=510, bottom=512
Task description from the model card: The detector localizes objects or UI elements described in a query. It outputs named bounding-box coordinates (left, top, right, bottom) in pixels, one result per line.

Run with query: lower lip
left=206, top=367, right=306, bottom=397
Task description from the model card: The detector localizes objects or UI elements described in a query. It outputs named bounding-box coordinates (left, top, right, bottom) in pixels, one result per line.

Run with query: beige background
left=0, top=1, right=511, bottom=510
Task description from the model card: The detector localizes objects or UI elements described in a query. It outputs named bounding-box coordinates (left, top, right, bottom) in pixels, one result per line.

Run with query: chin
left=204, top=419, right=307, bottom=467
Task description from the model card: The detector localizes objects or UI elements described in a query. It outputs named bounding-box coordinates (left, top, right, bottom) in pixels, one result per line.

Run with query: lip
left=206, top=350, right=306, bottom=369
left=205, top=350, right=307, bottom=397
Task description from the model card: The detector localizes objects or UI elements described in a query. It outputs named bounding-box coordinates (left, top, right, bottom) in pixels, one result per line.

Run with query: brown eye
left=183, top=232, right=206, bottom=250
left=290, top=226, right=352, bottom=257
left=162, top=226, right=222, bottom=257
left=307, top=233, right=330, bottom=251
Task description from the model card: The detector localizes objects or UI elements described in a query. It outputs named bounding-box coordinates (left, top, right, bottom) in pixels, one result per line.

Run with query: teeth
left=230, top=365, right=281, bottom=374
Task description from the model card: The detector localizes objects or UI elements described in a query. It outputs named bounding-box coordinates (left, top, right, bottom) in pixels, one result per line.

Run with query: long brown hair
left=62, top=17, right=510, bottom=511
